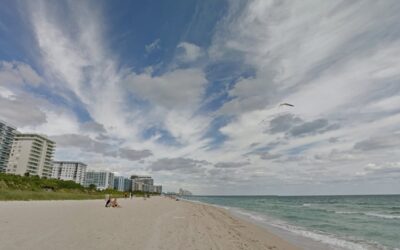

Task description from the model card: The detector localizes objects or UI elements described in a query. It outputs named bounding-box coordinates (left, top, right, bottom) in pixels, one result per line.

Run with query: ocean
left=183, top=195, right=400, bottom=250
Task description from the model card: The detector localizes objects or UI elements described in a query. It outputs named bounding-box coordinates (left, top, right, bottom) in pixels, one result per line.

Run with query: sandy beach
left=0, top=197, right=300, bottom=250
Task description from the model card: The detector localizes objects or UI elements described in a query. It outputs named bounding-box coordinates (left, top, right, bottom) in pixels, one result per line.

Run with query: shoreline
left=181, top=198, right=338, bottom=250
left=182, top=197, right=388, bottom=250
left=0, top=196, right=300, bottom=250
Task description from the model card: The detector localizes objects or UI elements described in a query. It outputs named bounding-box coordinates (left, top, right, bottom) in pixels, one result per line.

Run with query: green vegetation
left=0, top=173, right=125, bottom=201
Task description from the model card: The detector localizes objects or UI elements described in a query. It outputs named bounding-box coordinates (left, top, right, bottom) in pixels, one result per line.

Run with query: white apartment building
left=84, top=171, right=114, bottom=190
left=130, top=175, right=162, bottom=193
left=0, top=120, right=16, bottom=172
left=52, top=161, right=87, bottom=185
left=154, top=185, right=162, bottom=194
left=6, top=134, right=55, bottom=178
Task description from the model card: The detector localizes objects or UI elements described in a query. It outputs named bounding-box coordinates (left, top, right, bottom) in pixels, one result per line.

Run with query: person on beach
left=105, top=197, right=111, bottom=207
left=111, top=198, right=121, bottom=208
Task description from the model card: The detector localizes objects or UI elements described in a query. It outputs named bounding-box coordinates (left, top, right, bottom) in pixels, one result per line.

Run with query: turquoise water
left=183, top=195, right=400, bottom=250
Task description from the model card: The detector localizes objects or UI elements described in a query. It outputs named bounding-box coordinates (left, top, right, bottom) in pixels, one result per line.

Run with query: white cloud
left=126, top=68, right=207, bottom=110
left=177, top=42, right=202, bottom=62
left=0, top=61, right=43, bottom=87
left=1, top=0, right=399, bottom=194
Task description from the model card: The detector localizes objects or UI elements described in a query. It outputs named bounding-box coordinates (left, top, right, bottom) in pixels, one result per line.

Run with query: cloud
left=0, top=61, right=43, bottom=86
left=80, top=121, right=106, bottom=134
left=214, top=161, right=249, bottom=168
left=0, top=61, right=48, bottom=127
left=266, top=114, right=339, bottom=137
left=1, top=0, right=400, bottom=194
left=258, top=152, right=282, bottom=160
left=0, top=96, right=47, bottom=127
left=357, top=162, right=400, bottom=179
left=50, top=134, right=112, bottom=155
left=354, top=134, right=400, bottom=151
left=289, top=119, right=340, bottom=137
left=268, top=114, right=303, bottom=134
left=125, top=68, right=207, bottom=110
left=51, top=134, right=152, bottom=161
left=145, top=39, right=161, bottom=53
left=119, top=148, right=153, bottom=161
left=148, top=157, right=210, bottom=172
left=177, top=42, right=202, bottom=62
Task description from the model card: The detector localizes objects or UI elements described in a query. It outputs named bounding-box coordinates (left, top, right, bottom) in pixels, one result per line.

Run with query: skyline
left=0, top=0, right=399, bottom=195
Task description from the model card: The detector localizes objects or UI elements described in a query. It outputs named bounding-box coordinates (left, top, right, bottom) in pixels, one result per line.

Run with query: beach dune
left=0, top=197, right=299, bottom=250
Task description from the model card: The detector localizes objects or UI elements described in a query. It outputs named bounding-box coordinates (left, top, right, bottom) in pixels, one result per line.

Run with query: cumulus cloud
left=148, top=157, right=210, bottom=172
left=0, top=61, right=43, bottom=86
left=51, top=134, right=112, bottom=154
left=119, top=148, right=153, bottom=161
left=289, top=119, right=340, bottom=137
left=125, top=68, right=207, bottom=110
left=0, top=96, right=47, bottom=127
left=266, top=114, right=339, bottom=137
left=80, top=121, right=106, bottom=133
left=1, top=0, right=400, bottom=194
left=51, top=134, right=153, bottom=161
left=177, top=42, right=202, bottom=62
left=268, top=114, right=303, bottom=134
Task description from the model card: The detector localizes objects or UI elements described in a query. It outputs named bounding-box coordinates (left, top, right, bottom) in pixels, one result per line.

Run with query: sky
left=0, top=0, right=400, bottom=195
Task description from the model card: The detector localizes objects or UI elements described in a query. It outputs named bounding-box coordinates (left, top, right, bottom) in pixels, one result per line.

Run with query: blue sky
left=1, top=0, right=400, bottom=195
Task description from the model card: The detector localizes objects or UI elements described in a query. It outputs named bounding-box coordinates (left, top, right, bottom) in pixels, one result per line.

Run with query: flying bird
left=279, top=103, right=294, bottom=107
left=258, top=103, right=295, bottom=125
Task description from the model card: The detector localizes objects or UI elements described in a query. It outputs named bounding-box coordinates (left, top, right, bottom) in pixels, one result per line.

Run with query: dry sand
left=0, top=197, right=300, bottom=250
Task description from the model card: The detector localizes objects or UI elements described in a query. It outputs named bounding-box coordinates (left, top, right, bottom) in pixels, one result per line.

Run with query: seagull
left=279, top=103, right=294, bottom=107
left=258, top=103, right=295, bottom=125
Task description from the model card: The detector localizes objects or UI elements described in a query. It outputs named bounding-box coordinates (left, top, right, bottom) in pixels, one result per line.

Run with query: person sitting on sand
left=105, top=196, right=111, bottom=207
left=111, top=198, right=121, bottom=208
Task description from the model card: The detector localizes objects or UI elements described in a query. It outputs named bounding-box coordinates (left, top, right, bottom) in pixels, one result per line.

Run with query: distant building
left=51, top=161, right=87, bottom=185
left=6, top=133, right=55, bottom=178
left=130, top=175, right=162, bottom=193
left=84, top=171, right=114, bottom=190
left=124, top=178, right=132, bottom=192
left=132, top=181, right=144, bottom=192
left=0, top=120, right=17, bottom=172
left=131, top=175, right=154, bottom=192
left=131, top=175, right=154, bottom=185
left=113, top=176, right=131, bottom=192
left=114, top=176, right=124, bottom=191
left=179, top=188, right=192, bottom=196
left=154, top=185, right=162, bottom=194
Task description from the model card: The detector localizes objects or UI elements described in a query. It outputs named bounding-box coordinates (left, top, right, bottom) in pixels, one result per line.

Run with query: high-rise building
left=114, top=176, right=125, bottom=191
left=114, top=176, right=132, bottom=192
left=179, top=188, right=192, bottom=196
left=124, top=178, right=132, bottom=192
left=0, top=120, right=17, bottom=172
left=130, top=175, right=162, bottom=193
left=84, top=171, right=114, bottom=190
left=51, top=161, right=87, bottom=185
left=132, top=176, right=153, bottom=185
left=154, top=185, right=162, bottom=194
left=131, top=175, right=154, bottom=192
left=6, top=134, right=55, bottom=178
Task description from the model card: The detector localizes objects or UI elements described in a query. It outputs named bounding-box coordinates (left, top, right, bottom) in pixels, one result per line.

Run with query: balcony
left=30, top=151, right=41, bottom=158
